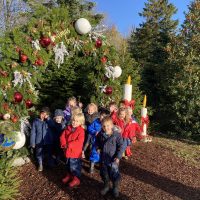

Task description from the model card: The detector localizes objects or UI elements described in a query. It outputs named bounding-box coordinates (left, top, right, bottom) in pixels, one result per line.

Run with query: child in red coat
left=123, top=107, right=142, bottom=158
left=112, top=107, right=126, bottom=135
left=109, top=101, right=118, bottom=122
left=60, top=113, right=85, bottom=187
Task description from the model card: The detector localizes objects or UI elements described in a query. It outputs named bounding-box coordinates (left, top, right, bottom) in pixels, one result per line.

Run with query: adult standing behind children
left=30, top=107, right=54, bottom=171
left=96, top=116, right=124, bottom=198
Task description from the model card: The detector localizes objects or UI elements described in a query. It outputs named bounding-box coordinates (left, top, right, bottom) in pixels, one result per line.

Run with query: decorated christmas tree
left=0, top=1, right=143, bottom=198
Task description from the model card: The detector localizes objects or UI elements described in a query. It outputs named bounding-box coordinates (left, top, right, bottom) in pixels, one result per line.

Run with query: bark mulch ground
left=18, top=139, right=200, bottom=200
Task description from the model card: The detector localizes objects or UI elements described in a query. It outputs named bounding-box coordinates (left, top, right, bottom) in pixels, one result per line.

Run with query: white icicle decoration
left=89, top=24, right=107, bottom=42
left=20, top=117, right=31, bottom=137
left=105, top=66, right=115, bottom=79
left=12, top=71, right=24, bottom=87
left=99, top=85, right=107, bottom=93
left=73, top=40, right=84, bottom=51
left=12, top=71, right=34, bottom=90
left=31, top=40, right=41, bottom=51
left=53, top=42, right=69, bottom=68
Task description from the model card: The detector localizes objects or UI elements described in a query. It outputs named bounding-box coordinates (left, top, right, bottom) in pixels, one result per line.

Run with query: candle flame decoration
left=143, top=95, right=147, bottom=108
left=126, top=75, right=131, bottom=85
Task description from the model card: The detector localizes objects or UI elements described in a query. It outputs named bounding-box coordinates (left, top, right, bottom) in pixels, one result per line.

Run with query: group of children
left=30, top=97, right=143, bottom=198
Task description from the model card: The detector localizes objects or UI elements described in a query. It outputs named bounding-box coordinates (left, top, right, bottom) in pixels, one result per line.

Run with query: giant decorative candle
left=141, top=95, right=148, bottom=136
left=123, top=76, right=132, bottom=101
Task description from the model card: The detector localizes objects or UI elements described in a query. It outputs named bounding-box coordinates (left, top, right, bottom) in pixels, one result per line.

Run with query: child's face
left=127, top=109, right=133, bottom=116
left=118, top=111, right=126, bottom=120
left=40, top=112, right=48, bottom=121
left=102, top=121, right=113, bottom=135
left=119, top=103, right=125, bottom=108
left=55, top=116, right=63, bottom=123
left=69, top=100, right=76, bottom=108
left=100, top=113, right=107, bottom=121
left=72, top=117, right=81, bottom=128
left=88, top=106, right=95, bottom=115
left=109, top=105, right=117, bottom=113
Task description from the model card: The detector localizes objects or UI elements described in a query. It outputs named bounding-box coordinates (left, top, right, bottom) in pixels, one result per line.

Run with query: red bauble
left=104, top=86, right=113, bottom=95
left=95, top=38, right=102, bottom=48
left=11, top=115, right=18, bottom=123
left=39, top=36, right=51, bottom=48
left=14, top=92, right=23, bottom=103
left=101, top=56, right=107, bottom=64
left=34, top=58, right=44, bottom=66
left=25, top=99, right=33, bottom=108
left=20, top=54, right=28, bottom=63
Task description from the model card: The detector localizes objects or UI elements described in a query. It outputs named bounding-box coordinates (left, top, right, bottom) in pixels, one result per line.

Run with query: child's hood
left=85, top=112, right=99, bottom=124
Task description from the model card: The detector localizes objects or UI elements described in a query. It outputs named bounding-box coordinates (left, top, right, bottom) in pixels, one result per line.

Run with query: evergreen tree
left=129, top=0, right=178, bottom=118
left=163, top=0, right=200, bottom=140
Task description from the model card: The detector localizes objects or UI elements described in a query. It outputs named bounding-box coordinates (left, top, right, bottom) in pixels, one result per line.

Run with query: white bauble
left=113, top=66, right=122, bottom=78
left=13, top=131, right=26, bottom=150
left=3, top=113, right=11, bottom=120
left=75, top=18, right=91, bottom=35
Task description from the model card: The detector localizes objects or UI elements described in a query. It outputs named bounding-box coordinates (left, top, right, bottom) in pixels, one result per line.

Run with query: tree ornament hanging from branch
left=53, top=42, right=69, bottom=68
left=105, top=65, right=122, bottom=79
left=74, top=18, right=92, bottom=35
left=14, top=92, right=23, bottom=103
left=95, top=38, right=102, bottom=48
left=19, top=53, right=28, bottom=63
left=39, top=36, right=51, bottom=48
left=32, top=40, right=41, bottom=51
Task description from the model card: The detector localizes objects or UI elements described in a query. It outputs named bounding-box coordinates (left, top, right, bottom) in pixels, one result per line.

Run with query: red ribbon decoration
left=122, top=99, right=135, bottom=109
left=141, top=116, right=150, bottom=132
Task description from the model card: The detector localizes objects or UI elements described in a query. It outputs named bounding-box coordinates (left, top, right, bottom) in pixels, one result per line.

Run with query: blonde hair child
left=60, top=113, right=85, bottom=188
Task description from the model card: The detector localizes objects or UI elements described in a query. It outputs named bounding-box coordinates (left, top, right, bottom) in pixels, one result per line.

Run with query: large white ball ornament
left=75, top=18, right=91, bottom=35
left=13, top=131, right=26, bottom=150
left=113, top=66, right=122, bottom=78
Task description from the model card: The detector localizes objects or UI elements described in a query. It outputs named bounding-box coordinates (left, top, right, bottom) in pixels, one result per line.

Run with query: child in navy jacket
left=52, top=109, right=66, bottom=163
left=96, top=116, right=124, bottom=198
left=30, top=107, right=54, bottom=171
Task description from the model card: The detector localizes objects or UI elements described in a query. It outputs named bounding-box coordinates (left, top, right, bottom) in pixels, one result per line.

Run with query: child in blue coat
left=87, top=109, right=108, bottom=173
left=30, top=107, right=54, bottom=171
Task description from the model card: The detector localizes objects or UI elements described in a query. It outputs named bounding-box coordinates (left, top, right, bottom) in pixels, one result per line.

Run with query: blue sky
left=92, top=0, right=191, bottom=36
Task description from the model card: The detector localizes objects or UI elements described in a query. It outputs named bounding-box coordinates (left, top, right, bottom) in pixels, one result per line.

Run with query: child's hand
left=32, top=145, right=35, bottom=148
left=44, top=113, right=49, bottom=119
left=132, top=137, right=137, bottom=144
left=114, top=158, right=120, bottom=164
left=61, top=144, right=67, bottom=149
left=78, top=102, right=83, bottom=108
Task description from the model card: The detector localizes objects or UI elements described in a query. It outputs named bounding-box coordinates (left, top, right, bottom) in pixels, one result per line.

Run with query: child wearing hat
left=52, top=109, right=66, bottom=164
